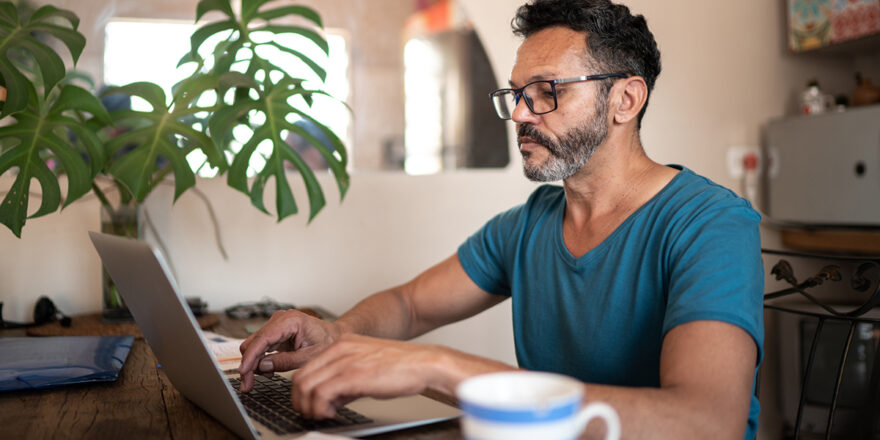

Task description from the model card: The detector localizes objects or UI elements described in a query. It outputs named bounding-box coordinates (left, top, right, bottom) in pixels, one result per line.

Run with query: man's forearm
left=577, top=321, right=756, bottom=440
left=333, top=254, right=503, bottom=340
left=431, top=354, right=744, bottom=440
left=578, top=384, right=746, bottom=440
left=427, top=345, right=519, bottom=396
left=334, top=287, right=420, bottom=340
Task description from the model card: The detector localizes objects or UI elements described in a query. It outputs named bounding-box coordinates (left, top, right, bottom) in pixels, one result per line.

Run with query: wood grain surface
left=781, top=228, right=880, bottom=255
left=25, top=312, right=220, bottom=338
left=1, top=314, right=463, bottom=439
left=1, top=341, right=171, bottom=439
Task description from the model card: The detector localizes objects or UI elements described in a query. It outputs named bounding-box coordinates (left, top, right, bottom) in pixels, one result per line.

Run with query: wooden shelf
left=794, top=32, right=880, bottom=56
left=781, top=228, right=880, bottom=255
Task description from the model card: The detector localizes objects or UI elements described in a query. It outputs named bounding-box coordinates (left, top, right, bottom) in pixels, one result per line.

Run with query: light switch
left=727, top=146, right=761, bottom=179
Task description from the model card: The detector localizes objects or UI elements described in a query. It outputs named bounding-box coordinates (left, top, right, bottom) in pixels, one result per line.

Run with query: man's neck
left=562, top=131, right=667, bottom=226
left=555, top=128, right=679, bottom=259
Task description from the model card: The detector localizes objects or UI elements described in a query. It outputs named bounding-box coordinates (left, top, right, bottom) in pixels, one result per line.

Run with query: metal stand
left=763, top=249, right=880, bottom=440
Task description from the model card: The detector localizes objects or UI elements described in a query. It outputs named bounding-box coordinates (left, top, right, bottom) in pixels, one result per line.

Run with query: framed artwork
left=788, top=0, right=880, bottom=51
left=830, top=0, right=880, bottom=43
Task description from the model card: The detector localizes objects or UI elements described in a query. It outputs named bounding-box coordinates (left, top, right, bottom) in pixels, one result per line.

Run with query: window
left=403, top=38, right=444, bottom=175
left=103, top=19, right=351, bottom=177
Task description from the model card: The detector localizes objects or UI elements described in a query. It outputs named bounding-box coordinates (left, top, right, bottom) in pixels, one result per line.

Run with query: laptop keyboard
left=229, top=375, right=373, bottom=435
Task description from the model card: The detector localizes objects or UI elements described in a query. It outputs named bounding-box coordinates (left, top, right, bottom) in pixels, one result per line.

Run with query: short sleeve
left=663, top=198, right=765, bottom=363
left=457, top=185, right=561, bottom=296
left=457, top=205, right=522, bottom=296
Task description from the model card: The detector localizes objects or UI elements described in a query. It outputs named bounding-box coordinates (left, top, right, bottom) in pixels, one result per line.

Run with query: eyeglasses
left=489, top=73, right=627, bottom=120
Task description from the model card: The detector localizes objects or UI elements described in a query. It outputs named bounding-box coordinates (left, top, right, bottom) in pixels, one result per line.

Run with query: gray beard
left=519, top=101, right=609, bottom=182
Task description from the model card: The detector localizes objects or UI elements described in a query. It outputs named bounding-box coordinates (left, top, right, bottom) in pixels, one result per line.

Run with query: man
left=238, top=1, right=764, bottom=438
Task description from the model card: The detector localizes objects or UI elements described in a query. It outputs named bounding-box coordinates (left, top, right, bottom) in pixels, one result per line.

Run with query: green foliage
left=0, top=0, right=350, bottom=237
left=0, top=3, right=84, bottom=118
left=101, top=79, right=227, bottom=202
left=188, top=0, right=349, bottom=222
left=0, top=83, right=110, bottom=236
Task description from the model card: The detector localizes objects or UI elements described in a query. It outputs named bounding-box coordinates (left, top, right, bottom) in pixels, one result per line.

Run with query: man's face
left=509, top=27, right=610, bottom=182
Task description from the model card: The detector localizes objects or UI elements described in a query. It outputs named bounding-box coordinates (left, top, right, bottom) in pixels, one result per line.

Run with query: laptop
left=89, top=231, right=459, bottom=439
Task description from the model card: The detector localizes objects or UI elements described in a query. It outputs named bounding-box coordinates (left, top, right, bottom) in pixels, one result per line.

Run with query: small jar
left=852, top=73, right=880, bottom=107
left=801, top=80, right=832, bottom=115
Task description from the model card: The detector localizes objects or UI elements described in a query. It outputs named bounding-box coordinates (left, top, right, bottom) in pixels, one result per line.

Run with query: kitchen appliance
left=764, top=105, right=880, bottom=226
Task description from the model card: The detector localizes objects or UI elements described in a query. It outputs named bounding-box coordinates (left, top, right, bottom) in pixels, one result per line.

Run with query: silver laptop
left=89, top=231, right=459, bottom=439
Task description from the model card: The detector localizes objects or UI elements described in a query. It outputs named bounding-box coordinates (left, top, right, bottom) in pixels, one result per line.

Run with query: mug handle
left=576, top=402, right=621, bottom=440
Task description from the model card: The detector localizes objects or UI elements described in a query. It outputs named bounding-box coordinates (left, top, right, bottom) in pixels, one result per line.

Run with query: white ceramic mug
left=456, top=371, right=620, bottom=440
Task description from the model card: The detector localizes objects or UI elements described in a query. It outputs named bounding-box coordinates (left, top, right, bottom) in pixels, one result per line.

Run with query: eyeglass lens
left=492, top=81, right=557, bottom=119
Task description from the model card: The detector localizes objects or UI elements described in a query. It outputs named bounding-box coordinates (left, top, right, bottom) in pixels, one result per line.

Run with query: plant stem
left=91, top=182, right=115, bottom=218
left=117, top=179, right=132, bottom=205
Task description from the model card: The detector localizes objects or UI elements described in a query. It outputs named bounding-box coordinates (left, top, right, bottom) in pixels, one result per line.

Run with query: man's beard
left=518, top=99, right=609, bottom=182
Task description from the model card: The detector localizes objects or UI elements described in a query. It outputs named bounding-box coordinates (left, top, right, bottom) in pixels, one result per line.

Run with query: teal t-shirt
left=457, top=166, right=764, bottom=439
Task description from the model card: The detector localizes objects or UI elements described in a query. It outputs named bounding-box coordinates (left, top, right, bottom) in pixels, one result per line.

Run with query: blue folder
left=0, top=335, right=134, bottom=391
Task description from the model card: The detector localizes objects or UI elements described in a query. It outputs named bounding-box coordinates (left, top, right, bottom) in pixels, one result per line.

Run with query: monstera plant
left=0, top=0, right=350, bottom=239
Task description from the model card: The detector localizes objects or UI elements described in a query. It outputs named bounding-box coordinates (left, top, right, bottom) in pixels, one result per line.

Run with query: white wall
left=1, top=2, right=871, bottom=437
left=0, top=0, right=528, bottom=368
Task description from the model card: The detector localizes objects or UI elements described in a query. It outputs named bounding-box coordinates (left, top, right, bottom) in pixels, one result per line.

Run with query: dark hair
left=512, top=0, right=661, bottom=126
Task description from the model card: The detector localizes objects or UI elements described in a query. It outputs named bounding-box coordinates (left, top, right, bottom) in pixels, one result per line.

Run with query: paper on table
left=297, top=432, right=353, bottom=440
left=201, top=330, right=245, bottom=373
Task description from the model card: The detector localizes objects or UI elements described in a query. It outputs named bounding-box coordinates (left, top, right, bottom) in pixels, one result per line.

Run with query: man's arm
left=581, top=320, right=757, bottom=440
left=333, top=253, right=508, bottom=339
left=238, top=254, right=506, bottom=391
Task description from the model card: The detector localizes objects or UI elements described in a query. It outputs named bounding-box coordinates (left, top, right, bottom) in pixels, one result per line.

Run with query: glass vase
left=100, top=201, right=141, bottom=322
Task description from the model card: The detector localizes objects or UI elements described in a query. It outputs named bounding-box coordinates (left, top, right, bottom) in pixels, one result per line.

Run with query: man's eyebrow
left=509, top=73, right=557, bottom=88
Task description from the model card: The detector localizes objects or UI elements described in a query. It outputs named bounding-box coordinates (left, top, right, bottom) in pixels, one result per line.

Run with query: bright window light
left=403, top=38, right=443, bottom=176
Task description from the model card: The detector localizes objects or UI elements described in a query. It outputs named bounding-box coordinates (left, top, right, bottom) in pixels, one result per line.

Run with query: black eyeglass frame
left=489, top=73, right=628, bottom=119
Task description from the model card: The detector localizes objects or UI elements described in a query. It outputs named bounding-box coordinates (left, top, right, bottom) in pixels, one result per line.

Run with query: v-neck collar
left=552, top=165, right=687, bottom=268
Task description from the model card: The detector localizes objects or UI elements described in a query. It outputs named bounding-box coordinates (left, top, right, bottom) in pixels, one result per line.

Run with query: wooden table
left=0, top=314, right=461, bottom=439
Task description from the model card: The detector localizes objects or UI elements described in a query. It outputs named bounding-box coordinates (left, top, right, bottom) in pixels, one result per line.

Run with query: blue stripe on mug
left=460, top=397, right=580, bottom=423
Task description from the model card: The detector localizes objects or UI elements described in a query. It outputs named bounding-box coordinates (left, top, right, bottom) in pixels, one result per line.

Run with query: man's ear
left=611, top=76, right=648, bottom=125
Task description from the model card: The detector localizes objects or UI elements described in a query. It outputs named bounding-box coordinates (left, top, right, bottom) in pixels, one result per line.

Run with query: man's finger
left=294, top=335, right=366, bottom=377
left=292, top=350, right=361, bottom=417
left=261, top=347, right=319, bottom=372
left=239, top=332, right=256, bottom=352
left=306, top=370, right=369, bottom=419
left=239, top=337, right=274, bottom=392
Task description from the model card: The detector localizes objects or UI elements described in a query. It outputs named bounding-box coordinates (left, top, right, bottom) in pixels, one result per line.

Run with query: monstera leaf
left=189, top=0, right=327, bottom=81
left=0, top=84, right=110, bottom=237
left=101, top=78, right=229, bottom=202
left=188, top=0, right=349, bottom=222
left=209, top=72, right=348, bottom=221
left=0, top=3, right=85, bottom=118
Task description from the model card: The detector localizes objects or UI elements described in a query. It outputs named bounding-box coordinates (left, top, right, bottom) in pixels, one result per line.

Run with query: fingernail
left=259, top=359, right=274, bottom=372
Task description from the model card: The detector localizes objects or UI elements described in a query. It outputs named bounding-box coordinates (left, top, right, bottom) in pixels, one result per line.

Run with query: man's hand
left=289, top=333, right=517, bottom=419
left=238, top=309, right=343, bottom=393
left=288, top=334, right=453, bottom=418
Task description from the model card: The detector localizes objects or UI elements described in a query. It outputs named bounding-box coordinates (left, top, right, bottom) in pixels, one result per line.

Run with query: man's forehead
left=510, top=26, right=590, bottom=85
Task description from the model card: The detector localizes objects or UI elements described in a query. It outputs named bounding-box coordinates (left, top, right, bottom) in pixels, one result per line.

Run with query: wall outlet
left=727, top=146, right=761, bottom=179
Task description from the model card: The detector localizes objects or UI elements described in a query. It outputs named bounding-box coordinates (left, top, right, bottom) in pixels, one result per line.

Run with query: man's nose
left=511, top=95, right=540, bottom=125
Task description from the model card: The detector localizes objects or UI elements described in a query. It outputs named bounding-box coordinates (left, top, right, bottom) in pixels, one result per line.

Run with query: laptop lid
left=88, top=231, right=459, bottom=439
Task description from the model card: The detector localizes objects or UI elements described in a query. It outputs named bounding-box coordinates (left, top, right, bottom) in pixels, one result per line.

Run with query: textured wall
left=2, top=5, right=876, bottom=438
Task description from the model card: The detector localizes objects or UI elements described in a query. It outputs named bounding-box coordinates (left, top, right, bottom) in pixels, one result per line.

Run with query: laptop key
left=229, top=375, right=373, bottom=435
